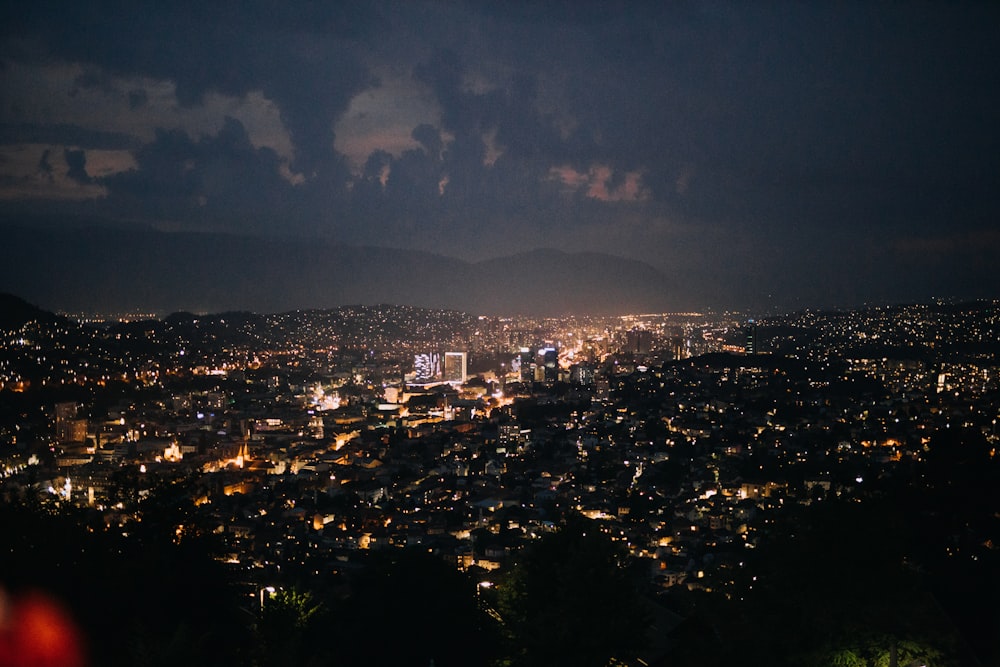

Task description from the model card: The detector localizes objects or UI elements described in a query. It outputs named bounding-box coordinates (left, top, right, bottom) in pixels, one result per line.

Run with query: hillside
left=0, top=224, right=674, bottom=316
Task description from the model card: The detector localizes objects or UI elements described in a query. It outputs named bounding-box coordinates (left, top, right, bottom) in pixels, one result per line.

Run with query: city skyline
left=2, top=2, right=999, bottom=312
left=2, top=292, right=998, bottom=665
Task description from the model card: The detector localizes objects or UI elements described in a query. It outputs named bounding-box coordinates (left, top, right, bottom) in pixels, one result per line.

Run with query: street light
left=259, top=585, right=276, bottom=610
left=477, top=580, right=492, bottom=600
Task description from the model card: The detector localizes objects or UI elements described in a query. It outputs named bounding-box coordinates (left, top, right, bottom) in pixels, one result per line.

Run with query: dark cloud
left=447, top=2, right=1000, bottom=240
left=1, top=1, right=999, bottom=310
left=411, top=124, right=443, bottom=160
left=63, top=148, right=90, bottom=184
left=265, top=51, right=375, bottom=176
left=99, top=118, right=297, bottom=232
left=71, top=66, right=115, bottom=95
left=404, top=49, right=571, bottom=211
left=2, top=1, right=381, bottom=176
left=0, top=124, right=137, bottom=150
left=413, top=50, right=468, bottom=131
left=127, top=89, right=148, bottom=110
left=36, top=149, right=53, bottom=181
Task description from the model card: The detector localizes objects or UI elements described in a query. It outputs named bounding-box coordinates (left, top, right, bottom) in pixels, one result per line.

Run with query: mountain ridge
left=0, top=293, right=67, bottom=331
left=0, top=223, right=674, bottom=317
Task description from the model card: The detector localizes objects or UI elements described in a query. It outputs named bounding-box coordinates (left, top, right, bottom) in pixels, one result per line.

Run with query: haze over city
left=3, top=1, right=999, bottom=314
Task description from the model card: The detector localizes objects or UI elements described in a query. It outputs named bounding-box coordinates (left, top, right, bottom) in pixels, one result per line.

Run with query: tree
left=720, top=498, right=962, bottom=667
left=329, top=549, right=500, bottom=667
left=0, top=502, right=249, bottom=667
left=497, top=518, right=649, bottom=667
left=254, top=589, right=326, bottom=667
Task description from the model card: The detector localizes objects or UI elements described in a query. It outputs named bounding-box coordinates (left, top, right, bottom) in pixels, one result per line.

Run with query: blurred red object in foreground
left=0, top=590, right=86, bottom=667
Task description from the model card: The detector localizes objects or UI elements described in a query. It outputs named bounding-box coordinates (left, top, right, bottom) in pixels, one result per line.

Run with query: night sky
left=2, top=1, right=998, bottom=312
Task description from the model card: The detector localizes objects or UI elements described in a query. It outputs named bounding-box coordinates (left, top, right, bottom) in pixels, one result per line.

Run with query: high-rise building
left=669, top=336, right=687, bottom=360
left=570, top=363, right=596, bottom=385
left=443, top=352, right=467, bottom=384
left=519, top=347, right=534, bottom=383
left=542, top=347, right=558, bottom=382
left=413, top=352, right=441, bottom=383
left=745, top=319, right=757, bottom=355
left=626, top=328, right=653, bottom=354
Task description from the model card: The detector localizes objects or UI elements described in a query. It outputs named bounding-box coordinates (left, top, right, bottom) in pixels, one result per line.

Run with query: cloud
left=549, top=164, right=647, bottom=202
left=63, top=148, right=90, bottom=184
left=2, top=1, right=380, bottom=177
left=2, top=1, right=999, bottom=310
left=411, top=124, right=444, bottom=160
left=333, top=74, right=440, bottom=168
left=413, top=49, right=467, bottom=130
left=0, top=144, right=108, bottom=201
left=127, top=89, right=147, bottom=110
left=0, top=123, right=137, bottom=150
left=0, top=60, right=293, bottom=166
left=98, top=117, right=301, bottom=232
left=36, top=149, right=53, bottom=180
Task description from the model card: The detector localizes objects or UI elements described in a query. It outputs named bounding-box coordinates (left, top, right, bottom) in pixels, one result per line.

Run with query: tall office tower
left=745, top=319, right=757, bottom=355
left=669, top=336, right=686, bottom=360
left=413, top=352, right=441, bottom=383
left=542, top=347, right=558, bottom=382
left=443, top=352, right=467, bottom=384
left=626, top=328, right=653, bottom=354
left=534, top=364, right=547, bottom=383
left=519, top=347, right=534, bottom=383
left=570, top=363, right=595, bottom=385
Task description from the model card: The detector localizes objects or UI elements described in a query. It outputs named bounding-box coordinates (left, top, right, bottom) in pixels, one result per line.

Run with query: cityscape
left=1, top=293, right=998, bottom=665
left=3, top=1, right=1000, bottom=666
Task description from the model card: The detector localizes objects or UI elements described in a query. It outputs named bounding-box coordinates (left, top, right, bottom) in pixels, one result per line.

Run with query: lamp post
left=259, top=585, right=276, bottom=611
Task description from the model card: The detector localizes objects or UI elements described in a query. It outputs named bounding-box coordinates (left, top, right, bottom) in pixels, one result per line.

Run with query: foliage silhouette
left=497, top=518, right=649, bottom=667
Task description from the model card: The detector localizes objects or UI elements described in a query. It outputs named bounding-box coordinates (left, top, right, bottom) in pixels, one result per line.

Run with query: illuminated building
left=745, top=319, right=757, bottom=355
left=443, top=352, right=467, bottom=384
left=570, top=363, right=595, bottom=385
left=626, top=328, right=652, bottom=354
left=413, top=352, right=441, bottom=383
left=498, top=423, right=529, bottom=453
left=542, top=347, right=558, bottom=382
left=519, top=347, right=534, bottom=383
left=55, top=402, right=87, bottom=444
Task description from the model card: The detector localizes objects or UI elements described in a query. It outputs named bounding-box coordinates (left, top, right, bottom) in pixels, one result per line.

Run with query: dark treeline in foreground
left=2, top=427, right=998, bottom=667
